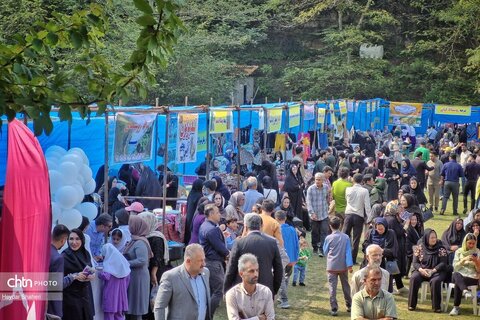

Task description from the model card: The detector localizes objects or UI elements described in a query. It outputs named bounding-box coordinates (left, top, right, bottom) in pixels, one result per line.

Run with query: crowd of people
left=45, top=123, right=480, bottom=320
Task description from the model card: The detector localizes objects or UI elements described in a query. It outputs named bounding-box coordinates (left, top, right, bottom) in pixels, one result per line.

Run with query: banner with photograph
left=289, top=105, right=301, bottom=128
left=210, top=111, right=233, bottom=133
left=388, top=102, right=423, bottom=127
left=304, top=104, right=315, bottom=120
left=267, top=108, right=283, bottom=133
left=435, top=105, right=471, bottom=116
left=317, top=108, right=326, bottom=125
left=113, top=113, right=156, bottom=163
left=177, top=114, right=198, bottom=163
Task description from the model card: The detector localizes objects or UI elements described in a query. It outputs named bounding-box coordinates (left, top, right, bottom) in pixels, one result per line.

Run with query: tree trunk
left=357, top=0, right=373, bottom=29
left=338, top=10, right=343, bottom=30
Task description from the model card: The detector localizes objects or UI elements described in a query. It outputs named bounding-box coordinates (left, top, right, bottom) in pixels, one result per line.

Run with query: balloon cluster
left=45, top=146, right=98, bottom=229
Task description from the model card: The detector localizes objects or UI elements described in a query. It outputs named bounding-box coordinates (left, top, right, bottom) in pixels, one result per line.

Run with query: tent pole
left=206, top=109, right=211, bottom=180
left=68, top=120, right=72, bottom=150
left=154, top=98, right=159, bottom=172
left=236, top=106, right=242, bottom=191
left=162, top=109, right=170, bottom=232
left=104, top=108, right=109, bottom=215
left=263, top=106, right=268, bottom=154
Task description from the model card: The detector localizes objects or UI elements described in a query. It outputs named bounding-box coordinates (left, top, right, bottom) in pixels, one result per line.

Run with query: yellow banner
left=389, top=102, right=423, bottom=127
left=289, top=105, right=300, bottom=128
left=210, top=111, right=233, bottom=133
left=317, top=108, right=326, bottom=125
left=435, top=105, right=471, bottom=116
left=330, top=111, right=336, bottom=126
left=339, top=100, right=347, bottom=115
left=267, top=108, right=283, bottom=133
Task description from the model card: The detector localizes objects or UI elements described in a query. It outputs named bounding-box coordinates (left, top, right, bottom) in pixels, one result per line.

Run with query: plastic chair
left=420, top=281, right=447, bottom=312
left=445, top=283, right=478, bottom=315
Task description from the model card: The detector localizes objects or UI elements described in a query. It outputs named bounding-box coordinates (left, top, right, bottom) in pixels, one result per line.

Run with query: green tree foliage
left=0, top=0, right=185, bottom=135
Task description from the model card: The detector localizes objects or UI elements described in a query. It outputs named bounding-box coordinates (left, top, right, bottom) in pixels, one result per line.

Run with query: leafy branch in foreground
left=0, top=0, right=185, bottom=135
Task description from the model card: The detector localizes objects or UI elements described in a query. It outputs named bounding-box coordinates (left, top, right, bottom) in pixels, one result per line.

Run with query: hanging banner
left=304, top=104, right=315, bottom=120
left=197, top=130, right=207, bottom=152
left=113, top=113, right=156, bottom=163
left=339, top=100, right=347, bottom=115
left=435, top=105, right=471, bottom=116
left=347, top=100, right=355, bottom=112
left=267, top=108, right=283, bottom=133
left=388, top=102, right=423, bottom=127
left=289, top=105, right=300, bottom=128
left=317, top=108, right=326, bottom=125
left=177, top=114, right=198, bottom=163
left=331, top=110, right=337, bottom=126
left=210, top=111, right=233, bottom=133
left=258, top=109, right=265, bottom=130
left=367, top=102, right=372, bottom=113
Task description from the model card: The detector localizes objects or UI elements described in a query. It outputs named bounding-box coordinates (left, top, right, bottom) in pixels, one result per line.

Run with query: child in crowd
left=97, top=243, right=131, bottom=320
left=276, top=210, right=299, bottom=309
left=292, top=237, right=311, bottom=287
left=225, top=216, right=238, bottom=250
left=110, top=228, right=128, bottom=252
left=323, top=216, right=353, bottom=316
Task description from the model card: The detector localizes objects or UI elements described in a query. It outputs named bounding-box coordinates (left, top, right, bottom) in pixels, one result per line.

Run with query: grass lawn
left=215, top=195, right=478, bottom=319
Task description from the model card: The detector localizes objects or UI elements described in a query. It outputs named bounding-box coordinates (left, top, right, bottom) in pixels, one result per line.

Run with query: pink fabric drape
left=0, top=119, right=51, bottom=319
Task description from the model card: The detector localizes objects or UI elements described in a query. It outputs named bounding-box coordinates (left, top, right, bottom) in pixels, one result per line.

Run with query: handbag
left=385, top=260, right=400, bottom=275
left=422, top=207, right=434, bottom=222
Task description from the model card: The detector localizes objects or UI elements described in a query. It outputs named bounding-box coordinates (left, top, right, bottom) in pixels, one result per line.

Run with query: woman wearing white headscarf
left=138, top=212, right=169, bottom=320
left=98, top=243, right=131, bottom=320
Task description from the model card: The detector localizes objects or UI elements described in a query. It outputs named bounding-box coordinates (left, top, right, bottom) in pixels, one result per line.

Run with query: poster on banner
left=317, top=108, right=326, bottom=125
left=258, top=109, right=265, bottom=129
left=177, top=114, right=198, bottom=163
left=289, top=105, right=300, bottom=128
left=435, top=105, right=471, bottom=116
left=367, top=102, right=372, bottom=113
left=267, top=108, right=283, bottom=133
left=330, top=111, right=337, bottom=126
left=304, top=104, right=315, bottom=120
left=388, top=102, right=423, bottom=127
left=113, top=113, right=156, bottom=163
left=210, top=111, right=234, bottom=133
left=197, top=130, right=207, bottom=152
left=339, top=100, right=347, bottom=115
left=347, top=100, right=355, bottom=112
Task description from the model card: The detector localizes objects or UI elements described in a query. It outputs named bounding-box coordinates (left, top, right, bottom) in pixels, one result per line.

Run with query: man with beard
left=350, top=244, right=390, bottom=296
left=225, top=254, right=275, bottom=320
left=351, top=266, right=397, bottom=320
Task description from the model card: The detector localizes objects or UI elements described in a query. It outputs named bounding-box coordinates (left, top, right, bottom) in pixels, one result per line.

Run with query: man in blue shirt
left=85, top=213, right=113, bottom=261
left=199, top=204, right=229, bottom=317
left=440, top=153, right=464, bottom=216
left=275, top=210, right=299, bottom=309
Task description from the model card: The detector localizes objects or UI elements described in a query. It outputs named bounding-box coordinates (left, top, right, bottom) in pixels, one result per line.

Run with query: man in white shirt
left=342, top=173, right=371, bottom=265
left=225, top=253, right=275, bottom=320
left=351, top=244, right=390, bottom=296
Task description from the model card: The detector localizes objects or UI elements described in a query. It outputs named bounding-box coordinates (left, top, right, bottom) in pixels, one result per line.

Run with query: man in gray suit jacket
left=154, top=244, right=211, bottom=320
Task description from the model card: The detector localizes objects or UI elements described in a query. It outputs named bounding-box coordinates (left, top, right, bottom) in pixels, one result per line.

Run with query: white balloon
left=83, top=178, right=96, bottom=195
left=59, top=161, right=79, bottom=185
left=46, top=158, right=59, bottom=170
left=45, top=151, right=63, bottom=161
left=68, top=148, right=89, bottom=165
left=58, top=209, right=83, bottom=230
left=51, top=202, right=62, bottom=223
left=75, top=202, right=98, bottom=221
left=46, top=146, right=67, bottom=157
left=49, top=170, right=65, bottom=194
left=72, top=183, right=85, bottom=204
left=60, top=154, right=83, bottom=169
left=80, top=164, right=93, bottom=181
left=76, top=174, right=86, bottom=187
left=55, top=186, right=78, bottom=209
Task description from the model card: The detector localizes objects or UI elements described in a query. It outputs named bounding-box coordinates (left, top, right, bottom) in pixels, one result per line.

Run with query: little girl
left=98, top=243, right=131, bottom=320
left=292, top=237, right=311, bottom=286
left=110, top=228, right=128, bottom=252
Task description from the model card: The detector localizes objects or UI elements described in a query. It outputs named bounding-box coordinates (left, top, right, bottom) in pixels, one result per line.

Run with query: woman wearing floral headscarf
left=449, top=233, right=480, bottom=315
left=441, top=218, right=467, bottom=265
left=408, top=229, right=448, bottom=312
left=124, top=215, right=153, bottom=320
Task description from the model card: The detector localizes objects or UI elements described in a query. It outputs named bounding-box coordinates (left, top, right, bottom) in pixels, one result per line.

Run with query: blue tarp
left=1, top=102, right=479, bottom=185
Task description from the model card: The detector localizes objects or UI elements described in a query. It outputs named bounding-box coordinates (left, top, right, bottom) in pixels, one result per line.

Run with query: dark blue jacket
left=199, top=220, right=229, bottom=262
